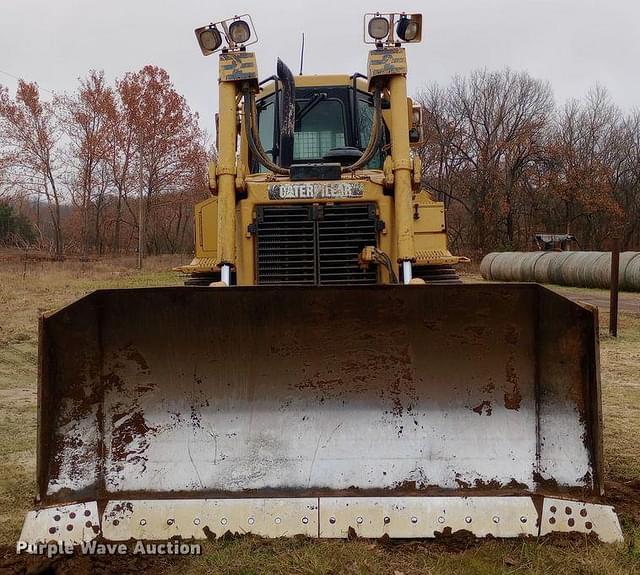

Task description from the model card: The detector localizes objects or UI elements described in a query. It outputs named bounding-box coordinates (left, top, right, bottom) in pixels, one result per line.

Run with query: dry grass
left=0, top=255, right=188, bottom=544
left=600, top=314, right=640, bottom=483
left=161, top=535, right=640, bottom=575
left=0, top=258, right=638, bottom=574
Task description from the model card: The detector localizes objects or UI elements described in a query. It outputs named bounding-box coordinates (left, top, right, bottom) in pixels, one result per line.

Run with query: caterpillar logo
left=268, top=182, right=364, bottom=200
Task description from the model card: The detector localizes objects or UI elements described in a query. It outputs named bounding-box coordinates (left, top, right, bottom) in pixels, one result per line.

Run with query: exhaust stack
left=277, top=58, right=296, bottom=168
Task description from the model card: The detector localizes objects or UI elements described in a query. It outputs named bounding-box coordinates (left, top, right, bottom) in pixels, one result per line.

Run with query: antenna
left=299, top=33, right=305, bottom=75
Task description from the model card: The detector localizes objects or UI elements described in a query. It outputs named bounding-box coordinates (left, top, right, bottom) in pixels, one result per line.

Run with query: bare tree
left=546, top=86, right=623, bottom=247
left=0, top=81, right=65, bottom=258
left=417, top=69, right=553, bottom=252
left=60, top=71, right=112, bottom=258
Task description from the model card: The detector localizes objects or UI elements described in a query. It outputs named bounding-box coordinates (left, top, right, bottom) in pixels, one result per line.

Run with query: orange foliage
left=0, top=66, right=209, bottom=257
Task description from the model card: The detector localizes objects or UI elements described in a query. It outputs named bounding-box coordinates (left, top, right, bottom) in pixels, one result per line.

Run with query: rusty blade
left=37, top=284, right=601, bottom=505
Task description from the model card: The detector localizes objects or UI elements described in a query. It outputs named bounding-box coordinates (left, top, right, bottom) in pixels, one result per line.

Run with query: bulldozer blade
left=24, top=284, right=623, bottom=543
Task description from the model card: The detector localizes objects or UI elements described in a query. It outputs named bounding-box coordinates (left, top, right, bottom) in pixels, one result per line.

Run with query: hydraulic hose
left=243, top=87, right=289, bottom=175
left=341, top=84, right=383, bottom=173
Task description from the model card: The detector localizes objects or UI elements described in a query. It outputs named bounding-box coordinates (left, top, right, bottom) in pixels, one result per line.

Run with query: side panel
left=194, top=197, right=218, bottom=259
left=537, top=290, right=603, bottom=492
left=413, top=201, right=450, bottom=263
left=39, top=295, right=102, bottom=501
left=413, top=203, right=445, bottom=234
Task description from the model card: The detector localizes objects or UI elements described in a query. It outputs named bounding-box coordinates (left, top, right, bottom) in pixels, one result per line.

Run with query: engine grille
left=255, top=205, right=316, bottom=285
left=255, top=203, right=379, bottom=285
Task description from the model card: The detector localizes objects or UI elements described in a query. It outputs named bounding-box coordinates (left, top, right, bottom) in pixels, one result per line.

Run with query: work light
left=228, top=19, right=251, bottom=44
left=363, top=13, right=422, bottom=45
left=396, top=15, right=421, bottom=42
left=195, top=14, right=258, bottom=56
left=196, top=26, right=223, bottom=55
left=368, top=16, right=390, bottom=40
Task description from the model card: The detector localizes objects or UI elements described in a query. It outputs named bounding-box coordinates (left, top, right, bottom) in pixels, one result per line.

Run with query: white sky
left=2, top=0, right=639, bottom=136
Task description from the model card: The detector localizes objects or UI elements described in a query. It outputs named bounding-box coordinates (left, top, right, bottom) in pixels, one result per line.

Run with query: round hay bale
left=548, top=251, right=575, bottom=285
left=532, top=252, right=556, bottom=284
left=576, top=252, right=602, bottom=288
left=590, top=252, right=611, bottom=289
left=480, top=252, right=499, bottom=280
left=488, top=252, right=520, bottom=282
left=514, top=252, right=546, bottom=282
left=560, top=252, right=591, bottom=286
left=621, top=253, right=640, bottom=291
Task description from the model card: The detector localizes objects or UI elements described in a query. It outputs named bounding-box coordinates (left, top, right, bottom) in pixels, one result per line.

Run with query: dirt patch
left=605, top=479, right=640, bottom=524
left=536, top=530, right=602, bottom=547
left=366, top=530, right=484, bottom=554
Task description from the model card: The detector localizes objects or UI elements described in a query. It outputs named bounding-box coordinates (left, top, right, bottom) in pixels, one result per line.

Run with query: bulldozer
left=20, top=13, right=622, bottom=546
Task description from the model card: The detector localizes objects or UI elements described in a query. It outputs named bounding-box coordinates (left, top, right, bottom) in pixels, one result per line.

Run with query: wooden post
left=609, top=238, right=620, bottom=337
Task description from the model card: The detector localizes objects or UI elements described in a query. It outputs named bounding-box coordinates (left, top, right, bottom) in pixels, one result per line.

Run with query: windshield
left=257, top=98, right=276, bottom=161
left=254, top=85, right=383, bottom=171
left=293, top=98, right=346, bottom=161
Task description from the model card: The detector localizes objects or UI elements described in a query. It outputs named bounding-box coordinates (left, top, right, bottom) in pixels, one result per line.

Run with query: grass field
left=0, top=256, right=639, bottom=574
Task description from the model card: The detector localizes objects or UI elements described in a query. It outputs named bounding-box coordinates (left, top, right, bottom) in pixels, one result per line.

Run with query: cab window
left=293, top=99, right=346, bottom=161
left=357, top=94, right=383, bottom=169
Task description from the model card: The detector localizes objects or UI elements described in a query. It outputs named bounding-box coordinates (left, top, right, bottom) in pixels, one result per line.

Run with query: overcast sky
left=2, top=0, right=639, bottom=135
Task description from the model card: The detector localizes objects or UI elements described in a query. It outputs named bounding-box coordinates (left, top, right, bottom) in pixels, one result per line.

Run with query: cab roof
left=258, top=74, right=369, bottom=98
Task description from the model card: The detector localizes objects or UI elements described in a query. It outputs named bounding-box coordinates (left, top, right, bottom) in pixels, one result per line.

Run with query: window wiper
left=295, top=93, right=327, bottom=128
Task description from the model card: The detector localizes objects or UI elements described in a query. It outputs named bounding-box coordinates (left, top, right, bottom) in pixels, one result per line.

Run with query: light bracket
left=195, top=14, right=258, bottom=56
left=363, top=12, right=422, bottom=45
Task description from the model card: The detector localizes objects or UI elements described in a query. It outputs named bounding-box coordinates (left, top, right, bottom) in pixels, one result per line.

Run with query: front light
left=200, top=27, right=222, bottom=51
left=229, top=20, right=251, bottom=44
left=396, top=15, right=420, bottom=42
left=364, top=12, right=422, bottom=45
left=368, top=16, right=390, bottom=40
left=194, top=14, right=257, bottom=56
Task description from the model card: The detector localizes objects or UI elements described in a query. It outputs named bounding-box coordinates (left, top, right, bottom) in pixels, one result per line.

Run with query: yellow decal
left=367, top=47, right=407, bottom=80
left=219, top=52, right=258, bottom=82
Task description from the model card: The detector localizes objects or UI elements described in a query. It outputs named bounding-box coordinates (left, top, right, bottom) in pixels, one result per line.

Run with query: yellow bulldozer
left=20, top=13, right=622, bottom=545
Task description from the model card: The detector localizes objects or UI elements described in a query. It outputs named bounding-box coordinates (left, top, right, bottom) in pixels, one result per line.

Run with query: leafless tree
left=0, top=81, right=65, bottom=258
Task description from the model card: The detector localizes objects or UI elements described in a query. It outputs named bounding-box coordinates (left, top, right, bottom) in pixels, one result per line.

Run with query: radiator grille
left=255, top=206, right=316, bottom=284
left=255, top=203, right=378, bottom=285
left=318, top=204, right=378, bottom=285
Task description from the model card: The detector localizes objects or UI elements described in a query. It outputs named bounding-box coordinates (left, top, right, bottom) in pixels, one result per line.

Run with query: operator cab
left=253, top=75, right=387, bottom=172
